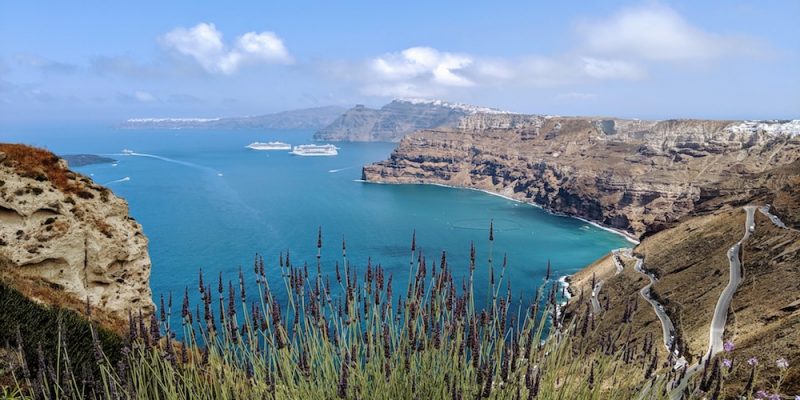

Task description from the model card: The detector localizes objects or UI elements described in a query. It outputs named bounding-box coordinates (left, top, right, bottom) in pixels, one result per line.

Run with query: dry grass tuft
left=0, top=143, right=81, bottom=193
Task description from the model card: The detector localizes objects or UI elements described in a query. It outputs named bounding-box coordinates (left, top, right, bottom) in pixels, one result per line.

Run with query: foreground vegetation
left=2, top=227, right=792, bottom=399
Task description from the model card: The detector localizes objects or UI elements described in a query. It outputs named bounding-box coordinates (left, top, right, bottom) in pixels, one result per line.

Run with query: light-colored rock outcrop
left=0, top=145, right=154, bottom=327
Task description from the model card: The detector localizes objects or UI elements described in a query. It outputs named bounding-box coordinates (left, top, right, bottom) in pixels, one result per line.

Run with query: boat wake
left=328, top=166, right=354, bottom=173
left=106, top=176, right=130, bottom=185
left=116, top=151, right=213, bottom=171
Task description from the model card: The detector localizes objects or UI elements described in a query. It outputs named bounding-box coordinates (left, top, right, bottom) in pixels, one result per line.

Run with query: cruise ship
left=246, top=141, right=292, bottom=150
left=290, top=144, right=339, bottom=156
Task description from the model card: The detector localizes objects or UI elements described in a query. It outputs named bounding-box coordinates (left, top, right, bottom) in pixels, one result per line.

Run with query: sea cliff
left=363, top=114, right=800, bottom=237
left=0, top=144, right=154, bottom=330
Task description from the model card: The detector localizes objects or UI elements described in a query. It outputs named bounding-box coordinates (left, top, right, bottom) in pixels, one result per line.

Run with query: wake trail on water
left=110, top=151, right=264, bottom=217
left=328, top=166, right=355, bottom=173
left=113, top=152, right=220, bottom=174
left=105, top=177, right=130, bottom=185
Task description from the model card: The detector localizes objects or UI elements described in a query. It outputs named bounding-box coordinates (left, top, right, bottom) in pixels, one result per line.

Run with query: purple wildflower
left=723, top=358, right=732, bottom=368
left=723, top=340, right=735, bottom=353
left=776, top=358, right=789, bottom=369
left=747, top=357, right=759, bottom=366
left=755, top=391, right=768, bottom=399
left=768, top=394, right=780, bottom=400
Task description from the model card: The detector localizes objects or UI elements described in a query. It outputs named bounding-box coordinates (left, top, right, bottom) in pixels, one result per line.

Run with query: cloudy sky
left=0, top=1, right=798, bottom=122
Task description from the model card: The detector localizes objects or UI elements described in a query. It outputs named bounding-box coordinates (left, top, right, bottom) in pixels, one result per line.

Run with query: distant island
left=121, top=105, right=348, bottom=130
left=60, top=154, right=117, bottom=167
left=314, top=98, right=511, bottom=142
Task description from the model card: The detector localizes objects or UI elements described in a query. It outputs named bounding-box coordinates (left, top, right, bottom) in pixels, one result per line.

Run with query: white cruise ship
left=246, top=141, right=292, bottom=150
left=290, top=144, right=339, bottom=156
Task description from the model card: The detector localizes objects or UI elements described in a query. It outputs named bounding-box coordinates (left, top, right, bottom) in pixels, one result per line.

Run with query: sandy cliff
left=0, top=144, right=154, bottom=329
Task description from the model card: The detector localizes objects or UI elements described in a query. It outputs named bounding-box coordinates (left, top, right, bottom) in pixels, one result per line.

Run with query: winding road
left=590, top=280, right=604, bottom=314
left=632, top=255, right=676, bottom=352
left=670, top=206, right=756, bottom=399
left=589, top=249, right=627, bottom=314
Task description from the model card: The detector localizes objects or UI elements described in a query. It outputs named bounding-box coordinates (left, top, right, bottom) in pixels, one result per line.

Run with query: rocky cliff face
left=363, top=114, right=800, bottom=238
left=314, top=99, right=509, bottom=142
left=0, top=144, right=154, bottom=329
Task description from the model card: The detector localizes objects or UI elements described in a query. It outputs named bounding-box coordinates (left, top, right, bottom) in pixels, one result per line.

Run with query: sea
left=1, top=124, right=630, bottom=329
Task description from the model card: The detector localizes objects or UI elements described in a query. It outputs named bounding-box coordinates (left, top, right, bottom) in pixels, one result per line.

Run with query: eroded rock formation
left=0, top=144, right=154, bottom=329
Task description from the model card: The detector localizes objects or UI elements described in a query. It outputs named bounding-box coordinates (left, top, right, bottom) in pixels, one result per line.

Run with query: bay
left=2, top=125, right=630, bottom=328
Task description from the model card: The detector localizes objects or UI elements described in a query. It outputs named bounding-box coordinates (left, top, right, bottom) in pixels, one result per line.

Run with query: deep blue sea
left=1, top=124, right=629, bottom=328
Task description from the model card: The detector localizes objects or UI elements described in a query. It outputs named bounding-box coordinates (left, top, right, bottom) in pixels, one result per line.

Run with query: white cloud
left=116, top=91, right=159, bottom=104
left=356, top=48, right=645, bottom=98
left=556, top=92, right=598, bottom=101
left=361, top=82, right=445, bottom=98
left=15, top=54, right=78, bottom=74
left=348, top=4, right=763, bottom=99
left=576, top=4, right=752, bottom=62
left=236, top=32, right=292, bottom=63
left=371, top=47, right=474, bottom=87
left=134, top=91, right=157, bottom=102
left=160, top=23, right=291, bottom=74
left=581, top=57, right=645, bottom=80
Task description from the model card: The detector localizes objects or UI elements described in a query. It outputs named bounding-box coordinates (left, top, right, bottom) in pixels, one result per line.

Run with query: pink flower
left=723, top=340, right=735, bottom=353
left=776, top=358, right=789, bottom=369
left=747, top=357, right=759, bottom=366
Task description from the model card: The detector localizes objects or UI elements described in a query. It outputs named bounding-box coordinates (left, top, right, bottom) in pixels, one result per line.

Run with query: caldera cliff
left=363, top=113, right=800, bottom=395
left=363, top=115, right=800, bottom=238
left=0, top=144, right=154, bottom=330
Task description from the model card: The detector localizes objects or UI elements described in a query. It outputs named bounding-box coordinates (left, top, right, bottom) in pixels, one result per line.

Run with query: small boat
left=290, top=144, right=338, bottom=156
left=121, top=149, right=134, bottom=155
left=246, top=141, right=292, bottom=150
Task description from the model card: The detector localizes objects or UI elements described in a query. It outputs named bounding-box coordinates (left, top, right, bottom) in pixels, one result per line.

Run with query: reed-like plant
left=11, top=225, right=760, bottom=400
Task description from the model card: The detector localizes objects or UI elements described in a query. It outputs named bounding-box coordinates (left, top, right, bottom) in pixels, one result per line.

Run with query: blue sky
left=0, top=0, right=798, bottom=122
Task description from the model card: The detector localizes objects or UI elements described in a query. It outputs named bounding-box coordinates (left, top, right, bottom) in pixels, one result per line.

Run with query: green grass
left=0, top=283, right=123, bottom=382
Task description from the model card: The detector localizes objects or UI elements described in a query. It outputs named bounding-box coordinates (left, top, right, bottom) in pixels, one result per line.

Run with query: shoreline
left=359, top=179, right=640, bottom=245
left=557, top=275, right=572, bottom=303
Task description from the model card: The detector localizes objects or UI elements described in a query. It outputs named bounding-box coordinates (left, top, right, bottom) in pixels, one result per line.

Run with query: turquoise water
left=2, top=125, right=629, bottom=326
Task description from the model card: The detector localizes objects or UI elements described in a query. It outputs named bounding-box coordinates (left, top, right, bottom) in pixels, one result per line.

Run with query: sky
left=0, top=0, right=798, bottom=123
